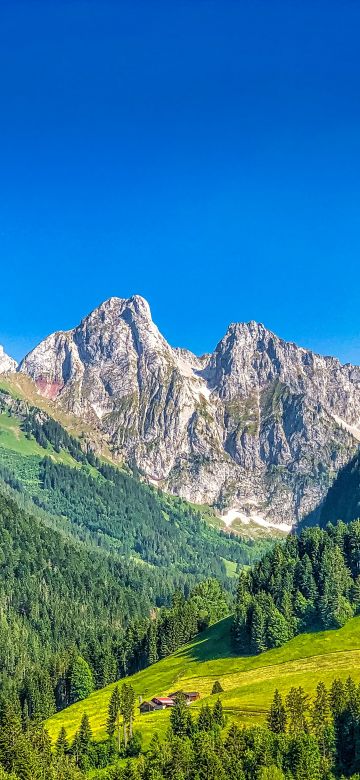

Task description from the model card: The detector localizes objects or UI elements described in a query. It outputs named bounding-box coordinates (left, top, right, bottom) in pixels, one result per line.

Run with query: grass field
left=0, top=408, right=81, bottom=486
left=45, top=614, right=360, bottom=749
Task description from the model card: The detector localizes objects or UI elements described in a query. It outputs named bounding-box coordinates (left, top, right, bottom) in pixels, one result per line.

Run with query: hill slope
left=0, top=383, right=264, bottom=576
left=45, top=614, right=360, bottom=749
left=317, top=447, right=360, bottom=527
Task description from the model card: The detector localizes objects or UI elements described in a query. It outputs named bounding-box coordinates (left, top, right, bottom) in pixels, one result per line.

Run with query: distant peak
left=0, top=345, right=17, bottom=373
left=127, top=294, right=152, bottom=318
left=83, top=294, right=153, bottom=324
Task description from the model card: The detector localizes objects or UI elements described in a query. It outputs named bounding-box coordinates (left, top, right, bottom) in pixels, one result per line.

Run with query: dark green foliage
left=198, top=703, right=214, bottom=732
left=55, top=726, right=69, bottom=756
left=170, top=694, right=193, bottom=738
left=107, top=686, right=122, bottom=742
left=267, top=690, right=287, bottom=734
left=70, top=658, right=94, bottom=704
left=1, top=677, right=360, bottom=778
left=233, top=521, right=360, bottom=652
left=120, top=684, right=136, bottom=747
left=37, top=456, right=255, bottom=578
left=211, top=680, right=223, bottom=695
left=286, top=687, right=309, bottom=734
left=213, top=698, right=225, bottom=727
left=0, top=488, right=230, bottom=723
left=318, top=449, right=360, bottom=528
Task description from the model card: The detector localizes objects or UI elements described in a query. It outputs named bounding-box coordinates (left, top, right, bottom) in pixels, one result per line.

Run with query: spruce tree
left=146, top=621, right=159, bottom=665
left=213, top=698, right=225, bottom=727
left=121, top=683, right=136, bottom=747
left=70, top=656, right=94, bottom=703
left=250, top=602, right=266, bottom=654
left=211, top=680, right=223, bottom=695
left=170, top=693, right=191, bottom=738
left=107, top=685, right=122, bottom=746
left=197, top=703, right=214, bottom=732
left=286, top=687, right=308, bottom=734
left=267, top=690, right=287, bottom=734
left=55, top=725, right=69, bottom=756
left=78, top=713, right=92, bottom=754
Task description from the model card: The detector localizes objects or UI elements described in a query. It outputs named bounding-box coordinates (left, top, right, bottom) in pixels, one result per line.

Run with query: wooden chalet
left=169, top=691, right=200, bottom=703
left=139, top=692, right=200, bottom=715
left=139, top=700, right=159, bottom=714
left=152, top=696, right=175, bottom=708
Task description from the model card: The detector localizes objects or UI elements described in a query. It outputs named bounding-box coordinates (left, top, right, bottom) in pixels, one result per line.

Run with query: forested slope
left=0, top=388, right=273, bottom=724
left=233, top=521, right=360, bottom=653
left=318, top=448, right=360, bottom=527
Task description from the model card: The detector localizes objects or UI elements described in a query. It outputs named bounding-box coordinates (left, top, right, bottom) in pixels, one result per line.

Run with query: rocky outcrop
left=0, top=345, right=17, bottom=374
left=18, top=296, right=360, bottom=529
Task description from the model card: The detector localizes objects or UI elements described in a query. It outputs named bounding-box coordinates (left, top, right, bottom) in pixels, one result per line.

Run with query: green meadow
left=45, top=615, right=360, bottom=749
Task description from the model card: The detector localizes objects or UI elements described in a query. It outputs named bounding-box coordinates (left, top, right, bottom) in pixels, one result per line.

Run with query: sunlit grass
left=45, top=615, right=360, bottom=750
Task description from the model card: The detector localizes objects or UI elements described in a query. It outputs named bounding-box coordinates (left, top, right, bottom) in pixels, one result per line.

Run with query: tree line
left=233, top=520, right=360, bottom=653
left=0, top=488, right=231, bottom=725
left=4, top=675, right=359, bottom=779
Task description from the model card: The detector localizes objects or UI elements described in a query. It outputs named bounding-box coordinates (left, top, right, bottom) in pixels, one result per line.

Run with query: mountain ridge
left=5, top=295, right=360, bottom=529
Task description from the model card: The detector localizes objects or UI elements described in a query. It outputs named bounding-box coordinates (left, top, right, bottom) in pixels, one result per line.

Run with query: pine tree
left=107, top=685, right=122, bottom=749
left=78, top=713, right=92, bottom=754
left=267, top=605, right=289, bottom=648
left=267, top=690, right=287, bottom=733
left=319, top=547, right=353, bottom=629
left=213, top=698, right=224, bottom=727
left=352, top=575, right=360, bottom=613
left=329, top=678, right=347, bottom=718
left=311, top=682, right=335, bottom=773
left=121, top=683, right=136, bottom=747
left=146, top=621, right=159, bottom=665
left=70, top=656, right=94, bottom=703
left=286, top=687, right=308, bottom=734
left=250, top=602, right=266, bottom=654
left=211, top=680, right=223, bottom=695
left=55, top=726, right=69, bottom=756
left=71, top=730, right=81, bottom=767
left=197, top=703, right=214, bottom=732
left=170, top=693, right=191, bottom=738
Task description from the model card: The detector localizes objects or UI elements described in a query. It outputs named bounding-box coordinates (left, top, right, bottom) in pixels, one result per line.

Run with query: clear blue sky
left=1, top=0, right=360, bottom=363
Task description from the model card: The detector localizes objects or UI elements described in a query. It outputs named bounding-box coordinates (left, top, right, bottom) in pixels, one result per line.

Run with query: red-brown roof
left=152, top=697, right=175, bottom=705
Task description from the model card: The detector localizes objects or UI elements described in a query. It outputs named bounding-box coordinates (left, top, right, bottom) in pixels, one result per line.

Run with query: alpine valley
left=3, top=294, right=360, bottom=531
left=1, top=297, right=360, bottom=780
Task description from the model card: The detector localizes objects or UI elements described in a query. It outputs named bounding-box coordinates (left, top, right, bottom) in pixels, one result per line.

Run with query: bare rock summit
left=18, top=296, right=360, bottom=530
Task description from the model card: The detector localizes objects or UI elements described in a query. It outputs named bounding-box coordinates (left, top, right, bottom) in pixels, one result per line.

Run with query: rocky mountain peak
left=0, top=345, right=17, bottom=374
left=16, top=297, right=360, bottom=531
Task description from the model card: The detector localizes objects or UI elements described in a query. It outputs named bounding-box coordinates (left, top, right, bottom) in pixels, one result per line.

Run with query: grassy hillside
left=45, top=614, right=360, bottom=749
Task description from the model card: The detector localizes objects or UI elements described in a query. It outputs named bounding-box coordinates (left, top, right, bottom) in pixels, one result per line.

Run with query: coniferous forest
left=233, top=521, right=360, bottom=653
left=1, top=390, right=360, bottom=780
left=2, top=675, right=360, bottom=779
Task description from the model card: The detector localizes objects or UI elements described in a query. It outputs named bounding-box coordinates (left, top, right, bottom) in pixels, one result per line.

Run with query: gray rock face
left=18, top=296, right=360, bottom=528
left=0, top=345, right=17, bottom=374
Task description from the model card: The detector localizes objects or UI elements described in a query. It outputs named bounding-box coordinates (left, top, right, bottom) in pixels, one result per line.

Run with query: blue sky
left=1, top=0, right=360, bottom=363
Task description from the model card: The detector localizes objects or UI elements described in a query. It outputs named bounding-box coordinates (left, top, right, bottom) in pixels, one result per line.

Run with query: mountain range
left=2, top=294, right=360, bottom=530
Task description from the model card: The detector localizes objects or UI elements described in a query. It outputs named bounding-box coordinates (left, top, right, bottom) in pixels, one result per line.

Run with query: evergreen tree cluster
left=233, top=521, right=360, bottom=653
left=0, top=489, right=229, bottom=724
left=37, top=456, right=261, bottom=576
left=46, top=677, right=360, bottom=780
left=22, top=411, right=88, bottom=462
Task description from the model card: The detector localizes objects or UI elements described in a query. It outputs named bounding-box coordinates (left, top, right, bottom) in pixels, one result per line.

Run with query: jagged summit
left=0, top=345, right=17, bottom=374
left=81, top=294, right=152, bottom=322
left=16, top=296, right=360, bottom=529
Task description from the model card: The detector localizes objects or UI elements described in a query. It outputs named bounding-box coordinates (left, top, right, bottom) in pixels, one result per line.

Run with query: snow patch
left=92, top=403, right=106, bottom=420
left=174, top=355, right=212, bottom=403
left=332, top=414, right=360, bottom=442
left=220, top=507, right=292, bottom=533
